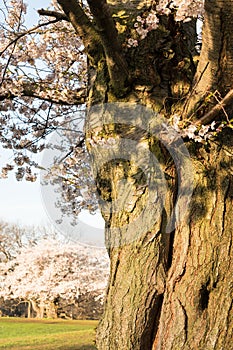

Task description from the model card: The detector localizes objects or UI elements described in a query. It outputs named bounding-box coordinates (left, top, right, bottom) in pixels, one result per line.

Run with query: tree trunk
left=30, top=300, right=44, bottom=319
left=153, top=130, right=233, bottom=349
left=44, top=301, right=58, bottom=319
left=27, top=301, right=31, bottom=318
left=57, top=0, right=233, bottom=348
left=93, top=113, right=233, bottom=350
left=86, top=102, right=177, bottom=349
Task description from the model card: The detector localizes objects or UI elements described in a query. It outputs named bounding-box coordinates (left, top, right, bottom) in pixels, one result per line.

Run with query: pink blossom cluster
left=128, top=11, right=159, bottom=47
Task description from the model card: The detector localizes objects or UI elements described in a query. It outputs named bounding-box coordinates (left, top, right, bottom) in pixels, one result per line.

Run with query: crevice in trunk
left=167, top=229, right=175, bottom=269
left=177, top=298, right=188, bottom=343
left=166, top=163, right=179, bottom=270
left=199, top=281, right=210, bottom=311
left=147, top=294, right=164, bottom=350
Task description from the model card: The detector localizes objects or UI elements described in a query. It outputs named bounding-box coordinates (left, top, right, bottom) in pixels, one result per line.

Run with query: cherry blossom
left=127, top=0, right=204, bottom=46
left=0, top=239, right=109, bottom=315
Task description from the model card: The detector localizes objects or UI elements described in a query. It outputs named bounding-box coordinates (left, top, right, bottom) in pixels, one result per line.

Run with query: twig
left=0, top=6, right=23, bottom=86
left=183, top=62, right=209, bottom=117
left=58, top=138, right=85, bottom=163
left=196, top=89, right=233, bottom=125
left=212, top=91, right=230, bottom=123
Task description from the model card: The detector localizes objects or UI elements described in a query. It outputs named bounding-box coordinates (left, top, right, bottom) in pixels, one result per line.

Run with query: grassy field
left=0, top=317, right=98, bottom=349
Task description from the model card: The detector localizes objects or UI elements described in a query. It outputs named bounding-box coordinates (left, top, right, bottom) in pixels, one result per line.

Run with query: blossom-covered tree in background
left=0, top=239, right=109, bottom=318
left=1, top=0, right=233, bottom=349
left=0, top=220, right=58, bottom=262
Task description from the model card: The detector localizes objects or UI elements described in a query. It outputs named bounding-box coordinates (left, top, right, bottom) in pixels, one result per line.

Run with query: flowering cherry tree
left=0, top=220, right=58, bottom=262
left=1, top=0, right=233, bottom=349
left=0, top=239, right=109, bottom=318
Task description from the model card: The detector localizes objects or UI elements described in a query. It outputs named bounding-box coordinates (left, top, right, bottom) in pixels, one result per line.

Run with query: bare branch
left=38, top=9, right=69, bottom=21
left=87, top=0, right=129, bottom=95
left=196, top=89, right=233, bottom=125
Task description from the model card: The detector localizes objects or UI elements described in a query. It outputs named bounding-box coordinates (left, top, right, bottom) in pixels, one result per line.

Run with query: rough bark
left=153, top=131, right=233, bottom=349
left=56, top=0, right=233, bottom=349
left=89, top=115, right=173, bottom=348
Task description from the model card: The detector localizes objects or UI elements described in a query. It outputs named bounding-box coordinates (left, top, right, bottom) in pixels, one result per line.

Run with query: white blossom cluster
left=128, top=0, right=204, bottom=46
left=0, top=239, right=109, bottom=305
left=0, top=0, right=86, bottom=103
left=3, top=0, right=27, bottom=29
left=86, top=135, right=117, bottom=148
left=0, top=220, right=52, bottom=262
left=172, top=114, right=225, bottom=143
left=0, top=1, right=87, bottom=183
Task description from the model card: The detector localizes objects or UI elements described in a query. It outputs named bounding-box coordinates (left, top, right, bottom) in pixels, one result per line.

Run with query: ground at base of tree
left=0, top=317, right=97, bottom=349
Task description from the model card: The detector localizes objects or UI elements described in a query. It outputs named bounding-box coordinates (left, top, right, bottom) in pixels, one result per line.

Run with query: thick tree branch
left=38, top=9, right=69, bottom=21
left=87, top=0, right=129, bottom=95
left=57, top=0, right=102, bottom=64
left=196, top=89, right=233, bottom=125
left=185, top=1, right=233, bottom=115
left=0, top=86, right=87, bottom=106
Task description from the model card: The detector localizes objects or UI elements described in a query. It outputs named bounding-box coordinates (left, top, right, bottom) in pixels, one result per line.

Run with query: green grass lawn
left=0, top=317, right=98, bottom=349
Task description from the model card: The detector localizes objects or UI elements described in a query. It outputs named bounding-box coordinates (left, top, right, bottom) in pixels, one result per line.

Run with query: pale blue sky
left=0, top=146, right=47, bottom=225
left=0, top=145, right=105, bottom=245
